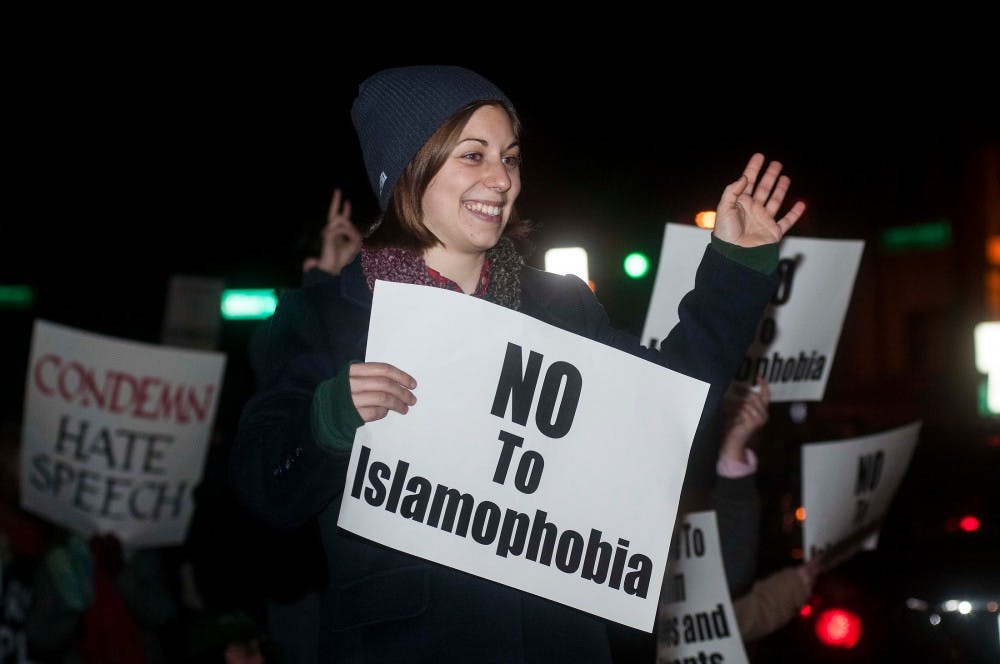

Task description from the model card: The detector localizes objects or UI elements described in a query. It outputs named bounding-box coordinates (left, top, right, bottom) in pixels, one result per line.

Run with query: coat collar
left=339, top=255, right=373, bottom=310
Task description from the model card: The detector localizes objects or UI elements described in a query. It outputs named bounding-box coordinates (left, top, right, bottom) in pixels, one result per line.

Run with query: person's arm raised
left=712, top=152, right=806, bottom=248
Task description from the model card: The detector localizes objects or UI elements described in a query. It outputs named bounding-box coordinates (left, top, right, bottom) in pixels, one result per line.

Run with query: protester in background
left=658, top=377, right=823, bottom=657
left=714, top=378, right=823, bottom=643
left=711, top=378, right=771, bottom=597
left=249, top=187, right=362, bottom=386
left=181, top=608, right=268, bottom=664
left=182, top=186, right=362, bottom=664
left=230, top=64, right=805, bottom=662
left=0, top=418, right=57, bottom=664
left=3, top=416, right=180, bottom=664
left=255, top=187, right=361, bottom=664
left=299, top=188, right=363, bottom=277
left=24, top=528, right=178, bottom=663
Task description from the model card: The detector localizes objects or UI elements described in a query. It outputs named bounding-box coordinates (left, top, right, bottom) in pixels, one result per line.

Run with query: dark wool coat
left=230, top=245, right=778, bottom=663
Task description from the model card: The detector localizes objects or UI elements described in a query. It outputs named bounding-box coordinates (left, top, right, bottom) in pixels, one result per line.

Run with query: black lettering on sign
left=661, top=572, right=686, bottom=603
left=491, top=343, right=582, bottom=439
left=854, top=450, right=884, bottom=495
left=491, top=343, right=543, bottom=426
left=853, top=498, right=870, bottom=525
left=669, top=522, right=706, bottom=560
left=772, top=255, right=801, bottom=305
left=681, top=603, right=731, bottom=643
left=759, top=317, right=776, bottom=344
left=26, top=453, right=187, bottom=521
left=493, top=431, right=543, bottom=494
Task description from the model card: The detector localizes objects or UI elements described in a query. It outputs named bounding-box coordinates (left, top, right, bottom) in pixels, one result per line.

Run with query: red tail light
left=958, top=515, right=980, bottom=532
left=814, top=608, right=862, bottom=648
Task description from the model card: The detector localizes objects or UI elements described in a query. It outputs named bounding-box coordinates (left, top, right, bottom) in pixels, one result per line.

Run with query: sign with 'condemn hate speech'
left=20, top=320, right=225, bottom=547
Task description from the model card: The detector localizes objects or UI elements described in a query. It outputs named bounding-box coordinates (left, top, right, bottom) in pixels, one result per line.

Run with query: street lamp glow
left=544, top=247, right=589, bottom=284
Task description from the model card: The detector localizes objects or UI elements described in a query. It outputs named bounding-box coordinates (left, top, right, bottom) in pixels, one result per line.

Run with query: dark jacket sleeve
left=531, top=244, right=777, bottom=441
left=228, top=284, right=357, bottom=531
left=711, top=474, right=761, bottom=597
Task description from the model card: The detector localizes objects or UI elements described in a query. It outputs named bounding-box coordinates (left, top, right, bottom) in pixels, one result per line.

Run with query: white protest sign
left=656, top=510, right=749, bottom=664
left=801, top=420, right=921, bottom=564
left=641, top=223, right=864, bottom=402
left=20, top=319, right=226, bottom=547
left=338, top=280, right=711, bottom=632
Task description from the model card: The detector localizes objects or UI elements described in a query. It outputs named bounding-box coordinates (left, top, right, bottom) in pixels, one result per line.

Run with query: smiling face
left=420, top=104, right=521, bottom=258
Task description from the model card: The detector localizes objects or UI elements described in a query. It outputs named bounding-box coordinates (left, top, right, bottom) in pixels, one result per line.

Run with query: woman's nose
left=485, top=160, right=511, bottom=192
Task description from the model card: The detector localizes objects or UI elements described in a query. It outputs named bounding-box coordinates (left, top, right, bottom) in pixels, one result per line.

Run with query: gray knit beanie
left=351, top=65, right=515, bottom=211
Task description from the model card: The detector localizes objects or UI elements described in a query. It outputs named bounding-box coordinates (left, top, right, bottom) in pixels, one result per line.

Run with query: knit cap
left=351, top=65, right=515, bottom=211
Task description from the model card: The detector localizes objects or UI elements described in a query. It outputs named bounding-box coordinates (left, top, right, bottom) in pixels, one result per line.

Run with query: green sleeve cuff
left=312, top=362, right=364, bottom=452
left=710, top=235, right=779, bottom=274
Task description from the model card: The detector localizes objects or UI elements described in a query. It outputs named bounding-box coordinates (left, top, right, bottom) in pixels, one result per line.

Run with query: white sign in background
left=801, top=420, right=921, bottom=563
left=20, top=319, right=226, bottom=547
left=641, top=223, right=865, bottom=403
left=657, top=510, right=749, bottom=664
left=338, top=281, right=711, bottom=632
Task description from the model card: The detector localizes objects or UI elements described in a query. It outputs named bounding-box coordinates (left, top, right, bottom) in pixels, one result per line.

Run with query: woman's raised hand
left=712, top=153, right=806, bottom=248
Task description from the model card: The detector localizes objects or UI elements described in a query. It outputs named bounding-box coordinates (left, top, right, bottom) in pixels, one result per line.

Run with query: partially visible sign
left=656, top=510, right=749, bottom=664
left=642, top=223, right=864, bottom=402
left=802, top=421, right=921, bottom=564
left=20, top=319, right=226, bottom=547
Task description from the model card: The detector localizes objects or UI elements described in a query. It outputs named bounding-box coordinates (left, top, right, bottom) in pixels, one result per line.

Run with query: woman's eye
left=461, top=152, right=483, bottom=162
left=503, top=155, right=522, bottom=168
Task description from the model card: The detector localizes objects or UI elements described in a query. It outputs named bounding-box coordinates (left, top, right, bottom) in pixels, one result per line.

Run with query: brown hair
left=364, top=101, right=533, bottom=252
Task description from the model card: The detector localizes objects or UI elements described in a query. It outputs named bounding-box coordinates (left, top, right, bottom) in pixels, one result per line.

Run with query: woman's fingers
left=741, top=153, right=765, bottom=196
left=764, top=175, right=790, bottom=216
left=349, top=362, right=417, bottom=422
left=776, top=200, right=807, bottom=236
left=350, top=361, right=416, bottom=387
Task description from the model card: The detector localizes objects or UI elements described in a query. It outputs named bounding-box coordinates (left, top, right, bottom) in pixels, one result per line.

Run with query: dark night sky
left=6, top=28, right=996, bottom=348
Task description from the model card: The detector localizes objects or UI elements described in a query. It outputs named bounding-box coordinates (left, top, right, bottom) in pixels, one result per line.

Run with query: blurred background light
left=623, top=252, right=650, bottom=279
left=882, top=219, right=952, bottom=253
left=694, top=210, right=716, bottom=229
left=789, top=401, right=808, bottom=423
left=814, top=608, right=862, bottom=648
left=544, top=247, right=589, bottom=285
left=974, top=321, right=999, bottom=414
left=0, top=284, right=35, bottom=309
left=958, top=515, right=980, bottom=532
left=220, top=289, right=278, bottom=320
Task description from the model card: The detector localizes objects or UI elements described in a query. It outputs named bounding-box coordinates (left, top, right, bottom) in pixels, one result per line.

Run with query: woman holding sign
left=230, top=65, right=805, bottom=662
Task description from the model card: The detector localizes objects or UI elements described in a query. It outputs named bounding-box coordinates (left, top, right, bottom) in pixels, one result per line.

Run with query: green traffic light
left=623, top=252, right=650, bottom=279
left=0, top=285, right=35, bottom=309
left=220, top=289, right=278, bottom=320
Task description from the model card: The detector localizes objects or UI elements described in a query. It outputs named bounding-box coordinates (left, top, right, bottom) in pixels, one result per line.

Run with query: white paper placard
left=657, top=510, right=749, bottom=663
left=20, top=319, right=226, bottom=547
left=801, top=421, right=921, bottom=563
left=338, top=280, right=712, bottom=631
left=641, top=223, right=864, bottom=402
